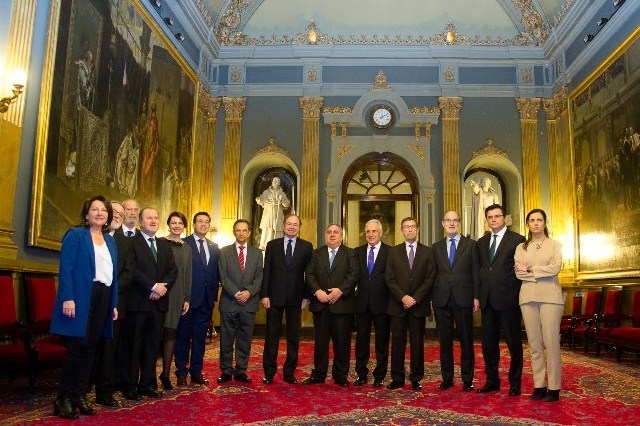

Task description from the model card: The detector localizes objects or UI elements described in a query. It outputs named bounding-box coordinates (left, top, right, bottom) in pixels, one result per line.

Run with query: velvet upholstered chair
left=568, top=289, right=601, bottom=350
left=573, top=289, right=623, bottom=352
left=560, top=295, right=582, bottom=346
left=595, top=291, right=640, bottom=361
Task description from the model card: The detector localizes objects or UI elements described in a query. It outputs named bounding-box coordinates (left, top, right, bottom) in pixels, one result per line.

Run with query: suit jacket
left=385, top=242, right=435, bottom=318
left=477, top=228, right=526, bottom=310
left=50, top=227, right=118, bottom=338
left=432, top=236, right=479, bottom=308
left=355, top=242, right=390, bottom=315
left=218, top=243, right=263, bottom=314
left=112, top=227, right=135, bottom=317
left=261, top=237, right=313, bottom=307
left=183, top=235, right=220, bottom=311
left=305, top=245, right=359, bottom=314
left=128, top=232, right=177, bottom=312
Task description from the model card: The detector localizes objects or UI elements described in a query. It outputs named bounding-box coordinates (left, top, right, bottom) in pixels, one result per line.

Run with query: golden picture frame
left=30, top=0, right=199, bottom=250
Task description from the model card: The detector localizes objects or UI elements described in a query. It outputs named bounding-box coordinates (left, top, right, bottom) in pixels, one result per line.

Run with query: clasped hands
left=235, top=290, right=250, bottom=305
left=149, top=283, right=168, bottom=301
left=514, top=261, right=529, bottom=273
left=401, top=295, right=417, bottom=310
left=315, top=288, right=343, bottom=304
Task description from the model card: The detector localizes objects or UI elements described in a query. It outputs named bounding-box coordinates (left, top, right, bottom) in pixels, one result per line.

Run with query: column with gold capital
left=438, top=97, right=463, bottom=215
left=516, top=98, right=541, bottom=214
left=542, top=91, right=564, bottom=226
left=195, top=91, right=220, bottom=215
left=298, top=96, right=324, bottom=247
left=220, top=97, right=247, bottom=233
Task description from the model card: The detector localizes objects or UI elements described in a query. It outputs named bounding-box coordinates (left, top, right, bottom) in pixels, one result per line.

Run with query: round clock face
left=371, top=106, right=394, bottom=129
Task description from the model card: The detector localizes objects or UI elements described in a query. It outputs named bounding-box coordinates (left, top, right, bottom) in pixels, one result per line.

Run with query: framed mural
left=570, top=27, right=640, bottom=278
left=31, top=0, right=198, bottom=249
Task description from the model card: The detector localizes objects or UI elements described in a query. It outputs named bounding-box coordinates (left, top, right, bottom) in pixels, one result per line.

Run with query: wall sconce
left=175, top=33, right=185, bottom=42
left=307, top=20, right=318, bottom=44
left=597, top=17, right=608, bottom=26
left=583, top=34, right=594, bottom=43
left=0, top=68, right=27, bottom=114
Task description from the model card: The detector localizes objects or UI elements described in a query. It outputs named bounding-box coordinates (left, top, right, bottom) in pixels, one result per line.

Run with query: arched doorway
left=342, top=153, right=418, bottom=247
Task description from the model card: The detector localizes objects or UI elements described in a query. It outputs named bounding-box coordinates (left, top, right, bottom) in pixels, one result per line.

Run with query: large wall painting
left=570, top=27, right=640, bottom=278
left=31, top=0, right=197, bottom=249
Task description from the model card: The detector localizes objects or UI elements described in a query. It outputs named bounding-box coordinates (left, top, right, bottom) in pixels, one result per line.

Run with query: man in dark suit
left=94, top=200, right=134, bottom=406
left=354, top=219, right=390, bottom=388
left=121, top=199, right=139, bottom=237
left=432, top=210, right=479, bottom=392
left=476, top=204, right=526, bottom=396
left=121, top=207, right=177, bottom=400
left=261, top=214, right=313, bottom=385
left=385, top=217, right=435, bottom=391
left=217, top=219, right=263, bottom=384
left=175, top=212, right=220, bottom=386
left=303, top=224, right=359, bottom=387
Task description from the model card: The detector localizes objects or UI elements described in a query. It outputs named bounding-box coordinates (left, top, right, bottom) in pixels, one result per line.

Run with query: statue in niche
left=469, top=176, right=501, bottom=240
left=256, top=176, right=291, bottom=250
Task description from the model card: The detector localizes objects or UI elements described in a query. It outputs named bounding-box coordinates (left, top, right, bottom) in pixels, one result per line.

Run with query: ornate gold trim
left=323, top=107, right=352, bottom=114
left=516, top=97, right=541, bottom=119
left=438, top=97, right=463, bottom=119
left=370, top=71, right=392, bottom=91
left=472, top=138, right=509, bottom=159
left=254, top=138, right=290, bottom=158
left=408, top=145, right=425, bottom=161
left=336, top=144, right=355, bottom=163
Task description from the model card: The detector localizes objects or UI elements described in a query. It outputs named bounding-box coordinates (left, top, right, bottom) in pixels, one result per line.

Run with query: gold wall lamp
left=0, top=68, right=26, bottom=114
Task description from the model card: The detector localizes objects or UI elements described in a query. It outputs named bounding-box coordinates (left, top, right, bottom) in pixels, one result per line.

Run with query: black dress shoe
left=95, top=394, right=119, bottom=407
left=54, top=396, right=79, bottom=419
left=122, top=389, right=141, bottom=401
left=463, top=382, right=475, bottom=392
left=334, top=378, right=349, bottom=387
left=529, top=387, right=547, bottom=401
left=508, top=387, right=521, bottom=396
left=176, top=375, right=188, bottom=386
left=387, top=380, right=404, bottom=390
left=160, top=375, right=173, bottom=390
left=477, top=383, right=500, bottom=393
left=262, top=377, right=273, bottom=384
left=438, top=380, right=454, bottom=390
left=543, top=389, right=560, bottom=402
left=234, top=373, right=252, bottom=383
left=191, top=374, right=209, bottom=385
left=302, top=376, right=325, bottom=385
left=373, top=379, right=384, bottom=388
left=138, top=387, right=163, bottom=398
left=411, top=381, right=422, bottom=391
left=71, top=395, right=96, bottom=415
left=283, top=376, right=298, bottom=384
left=353, top=376, right=367, bottom=386
left=217, top=373, right=232, bottom=384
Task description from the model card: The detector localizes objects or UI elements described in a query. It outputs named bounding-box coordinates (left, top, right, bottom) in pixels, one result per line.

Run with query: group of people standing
left=49, top=196, right=564, bottom=420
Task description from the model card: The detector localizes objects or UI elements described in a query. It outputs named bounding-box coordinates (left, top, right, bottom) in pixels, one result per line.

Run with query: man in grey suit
left=385, top=217, right=435, bottom=391
left=432, top=210, right=479, bottom=392
left=476, top=204, right=525, bottom=396
left=302, top=224, right=359, bottom=387
left=217, top=219, right=263, bottom=384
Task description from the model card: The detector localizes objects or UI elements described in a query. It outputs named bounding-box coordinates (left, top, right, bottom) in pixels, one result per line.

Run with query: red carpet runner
left=1, top=339, right=639, bottom=425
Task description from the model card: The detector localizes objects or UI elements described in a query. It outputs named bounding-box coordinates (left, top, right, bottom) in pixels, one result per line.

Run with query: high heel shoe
left=160, top=374, right=174, bottom=390
left=529, top=387, right=547, bottom=401
left=71, top=395, right=96, bottom=415
left=53, top=396, right=79, bottom=419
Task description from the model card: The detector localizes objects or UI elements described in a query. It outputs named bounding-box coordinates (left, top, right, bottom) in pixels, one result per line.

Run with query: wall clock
left=370, top=105, right=395, bottom=129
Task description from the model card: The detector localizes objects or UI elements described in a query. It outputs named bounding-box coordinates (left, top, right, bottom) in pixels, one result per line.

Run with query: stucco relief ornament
left=371, top=71, right=392, bottom=91
left=307, top=67, right=318, bottom=82
left=254, top=138, right=290, bottom=159
left=231, top=66, right=242, bottom=82
left=521, top=67, right=533, bottom=84
left=444, top=67, right=455, bottom=82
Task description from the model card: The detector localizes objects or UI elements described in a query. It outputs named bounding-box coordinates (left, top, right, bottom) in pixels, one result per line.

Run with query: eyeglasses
left=443, top=219, right=459, bottom=223
left=486, top=214, right=504, bottom=220
left=402, top=224, right=418, bottom=230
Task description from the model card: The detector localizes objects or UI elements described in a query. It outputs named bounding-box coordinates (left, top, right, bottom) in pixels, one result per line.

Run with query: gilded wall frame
left=30, top=0, right=198, bottom=250
left=569, top=26, right=640, bottom=279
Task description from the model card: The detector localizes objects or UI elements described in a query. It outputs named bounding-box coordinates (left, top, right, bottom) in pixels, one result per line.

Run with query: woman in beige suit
left=514, top=208, right=563, bottom=402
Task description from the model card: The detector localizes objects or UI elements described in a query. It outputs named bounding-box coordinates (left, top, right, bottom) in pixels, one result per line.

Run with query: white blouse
left=94, top=242, right=113, bottom=286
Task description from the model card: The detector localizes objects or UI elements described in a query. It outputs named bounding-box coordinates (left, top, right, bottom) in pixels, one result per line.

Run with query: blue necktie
left=408, top=244, right=415, bottom=269
left=127, top=230, right=133, bottom=237
left=448, top=238, right=456, bottom=268
left=367, top=246, right=375, bottom=275
left=329, top=249, right=336, bottom=268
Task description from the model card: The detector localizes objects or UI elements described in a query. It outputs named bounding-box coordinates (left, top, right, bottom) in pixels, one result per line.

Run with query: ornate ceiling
left=192, top=0, right=575, bottom=46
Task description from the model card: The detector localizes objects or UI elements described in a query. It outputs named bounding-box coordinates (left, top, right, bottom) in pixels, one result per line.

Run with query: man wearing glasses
left=476, top=204, right=525, bottom=397
left=432, top=211, right=479, bottom=392
left=385, top=217, right=435, bottom=391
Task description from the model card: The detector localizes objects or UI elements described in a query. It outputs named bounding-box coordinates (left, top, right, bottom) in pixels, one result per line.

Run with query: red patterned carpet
left=1, top=339, right=639, bottom=425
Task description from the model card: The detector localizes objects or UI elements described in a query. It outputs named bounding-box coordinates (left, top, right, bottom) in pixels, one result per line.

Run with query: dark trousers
left=434, top=302, right=475, bottom=383
left=121, top=305, right=165, bottom=390
left=390, top=315, right=425, bottom=383
left=174, top=305, right=213, bottom=378
left=94, top=317, right=124, bottom=397
left=263, top=305, right=302, bottom=379
left=59, top=282, right=111, bottom=397
left=480, top=305, right=523, bottom=388
left=310, top=309, right=352, bottom=382
left=354, top=310, right=390, bottom=381
left=219, top=309, right=256, bottom=376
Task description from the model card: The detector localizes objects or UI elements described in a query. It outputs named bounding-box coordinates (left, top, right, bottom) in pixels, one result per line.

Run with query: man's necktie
left=127, top=230, right=133, bottom=237
left=148, top=238, right=157, bottom=262
left=448, top=238, right=457, bottom=268
left=367, top=246, right=375, bottom=275
left=329, top=249, right=336, bottom=268
left=408, top=244, right=415, bottom=269
left=238, top=245, right=245, bottom=272
left=285, top=239, right=293, bottom=267
left=489, top=234, right=498, bottom=263
left=198, top=239, right=207, bottom=265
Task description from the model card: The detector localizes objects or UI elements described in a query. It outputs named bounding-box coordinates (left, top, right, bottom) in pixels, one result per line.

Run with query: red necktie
left=238, top=245, right=245, bottom=272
